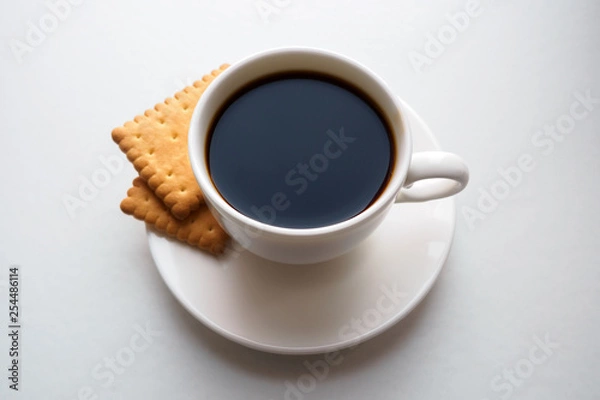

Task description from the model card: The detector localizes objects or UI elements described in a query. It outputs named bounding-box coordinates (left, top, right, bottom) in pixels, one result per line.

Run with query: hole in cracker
left=159, top=118, right=165, bottom=124
left=208, top=226, right=213, bottom=232
left=136, top=134, right=141, bottom=139
left=167, top=170, right=173, bottom=177
left=149, top=148, right=155, bottom=155
left=172, top=133, right=178, bottom=140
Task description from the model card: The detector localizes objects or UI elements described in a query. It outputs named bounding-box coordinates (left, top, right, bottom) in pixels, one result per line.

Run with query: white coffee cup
left=188, top=47, right=469, bottom=264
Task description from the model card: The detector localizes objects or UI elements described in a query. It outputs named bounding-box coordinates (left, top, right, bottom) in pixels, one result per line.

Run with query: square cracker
left=112, top=64, right=229, bottom=220
left=120, top=177, right=229, bottom=255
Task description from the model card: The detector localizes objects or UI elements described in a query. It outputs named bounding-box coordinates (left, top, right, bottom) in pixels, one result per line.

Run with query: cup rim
left=188, top=47, right=411, bottom=238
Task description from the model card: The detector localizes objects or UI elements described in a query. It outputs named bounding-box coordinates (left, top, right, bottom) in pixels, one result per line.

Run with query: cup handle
left=395, top=151, right=469, bottom=203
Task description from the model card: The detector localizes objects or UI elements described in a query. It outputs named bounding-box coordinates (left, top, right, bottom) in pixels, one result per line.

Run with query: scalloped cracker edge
left=112, top=64, right=229, bottom=220
left=120, top=178, right=229, bottom=255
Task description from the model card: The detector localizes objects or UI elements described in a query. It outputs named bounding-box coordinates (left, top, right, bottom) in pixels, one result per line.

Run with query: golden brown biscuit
left=120, top=177, right=229, bottom=255
left=112, top=64, right=229, bottom=220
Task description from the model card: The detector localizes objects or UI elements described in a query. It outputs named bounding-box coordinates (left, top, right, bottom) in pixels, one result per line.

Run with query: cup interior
left=189, top=48, right=411, bottom=235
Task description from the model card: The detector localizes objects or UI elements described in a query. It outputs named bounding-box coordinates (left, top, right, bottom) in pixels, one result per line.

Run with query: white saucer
left=148, top=100, right=456, bottom=355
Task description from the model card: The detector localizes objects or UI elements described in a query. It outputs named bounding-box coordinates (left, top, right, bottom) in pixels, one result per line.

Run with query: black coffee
left=207, top=74, right=393, bottom=228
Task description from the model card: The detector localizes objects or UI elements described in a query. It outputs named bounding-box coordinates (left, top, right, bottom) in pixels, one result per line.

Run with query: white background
left=1, top=0, right=599, bottom=399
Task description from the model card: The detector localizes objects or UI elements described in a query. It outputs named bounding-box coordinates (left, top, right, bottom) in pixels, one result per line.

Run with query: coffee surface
left=208, top=75, right=393, bottom=228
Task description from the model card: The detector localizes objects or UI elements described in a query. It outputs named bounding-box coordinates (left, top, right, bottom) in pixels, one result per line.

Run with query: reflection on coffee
left=207, top=74, right=394, bottom=228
